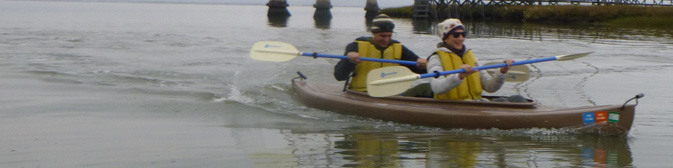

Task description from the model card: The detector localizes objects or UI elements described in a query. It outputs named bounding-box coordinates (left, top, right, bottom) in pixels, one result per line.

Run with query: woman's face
left=444, top=29, right=465, bottom=50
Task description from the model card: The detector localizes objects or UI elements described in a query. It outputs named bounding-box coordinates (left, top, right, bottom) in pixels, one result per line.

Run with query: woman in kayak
left=333, top=14, right=427, bottom=92
left=427, top=18, right=523, bottom=102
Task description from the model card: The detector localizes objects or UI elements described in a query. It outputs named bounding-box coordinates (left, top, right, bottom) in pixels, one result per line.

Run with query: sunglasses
left=449, top=32, right=467, bottom=38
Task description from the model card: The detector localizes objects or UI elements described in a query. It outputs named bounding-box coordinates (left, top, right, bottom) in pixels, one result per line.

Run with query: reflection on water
left=313, top=9, right=332, bottom=29
left=271, top=11, right=672, bottom=44
left=338, top=134, right=402, bottom=167
left=268, top=15, right=290, bottom=28
left=365, top=10, right=379, bottom=22
left=257, top=131, right=633, bottom=167
left=412, top=18, right=434, bottom=34
left=462, top=21, right=673, bottom=44
left=364, top=11, right=377, bottom=32
left=313, top=8, right=332, bottom=19
left=404, top=19, right=673, bottom=44
left=314, top=17, right=331, bottom=29
left=267, top=2, right=291, bottom=28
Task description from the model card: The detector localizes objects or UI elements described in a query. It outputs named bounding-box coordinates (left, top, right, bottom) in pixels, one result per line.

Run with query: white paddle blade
left=249, top=41, right=299, bottom=62
left=555, top=52, right=593, bottom=61
left=484, top=62, right=530, bottom=82
left=366, top=66, right=418, bottom=97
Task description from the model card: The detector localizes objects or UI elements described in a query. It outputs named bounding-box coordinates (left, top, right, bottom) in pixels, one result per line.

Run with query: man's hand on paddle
left=416, top=58, right=427, bottom=70
left=347, top=52, right=360, bottom=64
left=500, top=59, right=514, bottom=73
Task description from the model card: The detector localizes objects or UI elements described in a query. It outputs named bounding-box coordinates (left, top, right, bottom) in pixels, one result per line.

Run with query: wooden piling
left=267, top=0, right=291, bottom=17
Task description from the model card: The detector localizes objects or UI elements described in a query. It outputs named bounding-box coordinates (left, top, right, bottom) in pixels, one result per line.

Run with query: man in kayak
left=333, top=14, right=427, bottom=92
left=427, top=18, right=523, bottom=102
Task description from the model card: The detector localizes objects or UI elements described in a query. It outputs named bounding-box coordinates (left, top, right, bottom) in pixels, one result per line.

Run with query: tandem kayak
left=291, top=75, right=643, bottom=136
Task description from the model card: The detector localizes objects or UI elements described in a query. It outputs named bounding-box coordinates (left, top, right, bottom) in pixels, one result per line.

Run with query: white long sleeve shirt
left=428, top=47, right=507, bottom=95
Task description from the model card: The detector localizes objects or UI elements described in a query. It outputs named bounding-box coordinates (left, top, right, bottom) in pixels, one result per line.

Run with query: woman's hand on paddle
left=458, top=64, right=475, bottom=80
left=347, top=52, right=360, bottom=64
left=500, top=59, right=514, bottom=73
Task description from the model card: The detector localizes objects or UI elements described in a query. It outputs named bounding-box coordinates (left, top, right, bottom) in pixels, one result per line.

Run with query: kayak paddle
left=484, top=62, right=530, bottom=82
left=250, top=41, right=531, bottom=82
left=249, top=41, right=417, bottom=66
left=366, top=52, right=593, bottom=97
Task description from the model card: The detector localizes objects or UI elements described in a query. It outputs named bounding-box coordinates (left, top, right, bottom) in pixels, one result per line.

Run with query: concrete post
left=364, top=0, right=380, bottom=11
left=267, top=0, right=291, bottom=17
left=364, top=0, right=379, bottom=21
left=313, top=0, right=332, bottom=29
left=313, top=0, right=332, bottom=19
left=313, top=0, right=332, bottom=9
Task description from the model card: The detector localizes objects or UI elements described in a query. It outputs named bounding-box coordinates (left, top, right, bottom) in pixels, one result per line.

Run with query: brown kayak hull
left=292, top=78, right=636, bottom=136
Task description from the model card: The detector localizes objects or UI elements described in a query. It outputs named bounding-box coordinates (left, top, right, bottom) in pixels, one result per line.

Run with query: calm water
left=2, top=1, right=673, bottom=167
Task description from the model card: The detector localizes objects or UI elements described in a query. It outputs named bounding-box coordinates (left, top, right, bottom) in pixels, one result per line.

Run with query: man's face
left=372, top=32, right=392, bottom=48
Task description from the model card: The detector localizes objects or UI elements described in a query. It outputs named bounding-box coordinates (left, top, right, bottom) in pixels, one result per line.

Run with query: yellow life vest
left=434, top=50, right=483, bottom=100
left=348, top=40, right=402, bottom=92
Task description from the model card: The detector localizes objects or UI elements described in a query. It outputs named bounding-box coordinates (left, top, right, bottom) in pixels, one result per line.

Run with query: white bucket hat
left=437, top=18, right=464, bottom=40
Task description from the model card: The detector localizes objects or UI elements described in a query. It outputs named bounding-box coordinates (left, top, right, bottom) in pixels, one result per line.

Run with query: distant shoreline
left=381, top=5, right=673, bottom=28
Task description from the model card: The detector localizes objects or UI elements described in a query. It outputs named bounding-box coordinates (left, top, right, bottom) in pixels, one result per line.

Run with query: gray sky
left=235, top=0, right=414, bottom=8
left=91, top=0, right=415, bottom=8
left=37, top=0, right=414, bottom=8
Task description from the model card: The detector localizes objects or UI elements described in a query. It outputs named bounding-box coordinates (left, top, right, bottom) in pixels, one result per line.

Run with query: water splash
left=212, top=97, right=227, bottom=102
left=226, top=71, right=254, bottom=104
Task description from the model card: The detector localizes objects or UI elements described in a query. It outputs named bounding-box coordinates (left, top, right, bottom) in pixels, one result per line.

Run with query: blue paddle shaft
left=419, top=56, right=557, bottom=78
left=300, top=52, right=417, bottom=66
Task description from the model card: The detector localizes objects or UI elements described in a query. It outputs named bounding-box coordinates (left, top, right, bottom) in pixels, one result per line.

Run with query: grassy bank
left=380, top=5, right=673, bottom=28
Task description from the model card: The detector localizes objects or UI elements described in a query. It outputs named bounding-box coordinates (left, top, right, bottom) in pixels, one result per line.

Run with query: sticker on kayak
left=583, top=112, right=595, bottom=124
left=595, top=111, right=608, bottom=123
left=608, top=112, right=620, bottom=123
left=583, top=111, right=619, bottom=124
